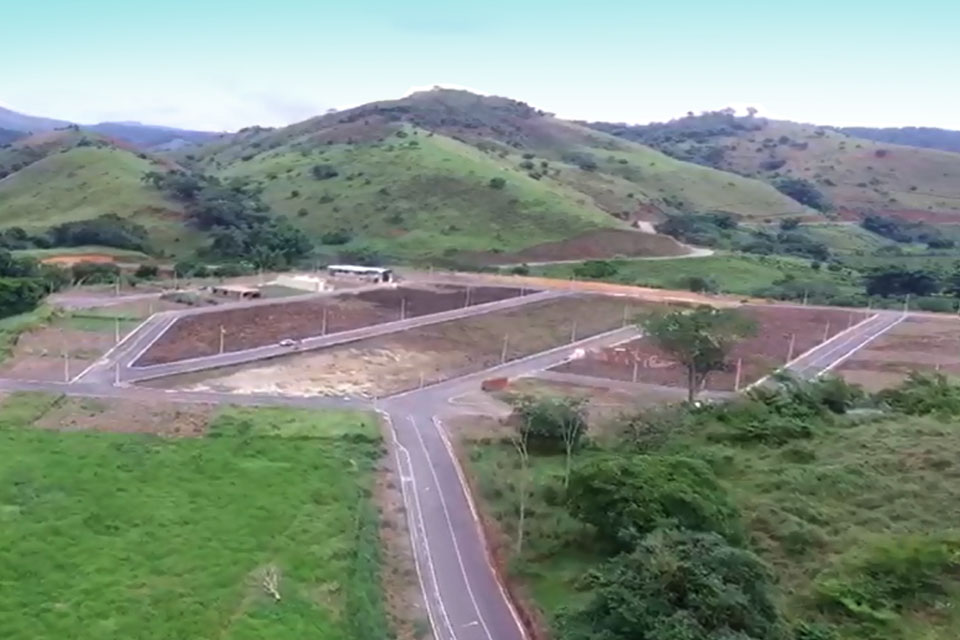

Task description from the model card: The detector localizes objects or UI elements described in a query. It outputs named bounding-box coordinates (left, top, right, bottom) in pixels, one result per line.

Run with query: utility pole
left=822, top=321, right=831, bottom=342
left=62, top=349, right=70, bottom=383
left=903, top=293, right=911, bottom=315
left=623, top=304, right=630, bottom=327
left=464, top=287, right=472, bottom=308
left=786, top=333, right=797, bottom=362
left=632, top=359, right=639, bottom=383
left=219, top=325, right=226, bottom=355
left=114, top=316, right=121, bottom=344
left=419, top=371, right=425, bottom=389
left=114, top=363, right=121, bottom=386
left=802, top=289, right=809, bottom=306
left=400, top=298, right=407, bottom=321
left=321, top=308, right=328, bottom=336
left=115, top=275, right=121, bottom=297
left=500, top=334, right=510, bottom=363
left=570, top=320, right=577, bottom=343
left=734, top=358, right=743, bottom=392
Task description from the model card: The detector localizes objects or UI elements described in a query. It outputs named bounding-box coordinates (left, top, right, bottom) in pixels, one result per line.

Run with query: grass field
left=13, top=245, right=154, bottom=262
left=532, top=252, right=859, bottom=296
left=465, top=406, right=960, bottom=639
left=799, top=222, right=896, bottom=254
left=0, top=394, right=389, bottom=640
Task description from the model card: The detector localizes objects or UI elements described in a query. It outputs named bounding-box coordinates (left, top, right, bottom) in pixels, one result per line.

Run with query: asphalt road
left=785, top=311, right=906, bottom=378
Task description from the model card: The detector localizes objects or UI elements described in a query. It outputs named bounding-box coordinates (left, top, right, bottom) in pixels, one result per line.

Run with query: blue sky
left=2, top=0, right=958, bottom=131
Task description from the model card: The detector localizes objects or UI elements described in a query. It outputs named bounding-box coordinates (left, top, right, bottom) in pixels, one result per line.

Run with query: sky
left=2, top=0, right=958, bottom=132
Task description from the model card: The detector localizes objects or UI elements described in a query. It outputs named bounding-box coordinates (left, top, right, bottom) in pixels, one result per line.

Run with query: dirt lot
left=460, top=229, right=688, bottom=265
left=153, top=295, right=656, bottom=397
left=837, top=316, right=960, bottom=390
left=0, top=315, right=145, bottom=382
left=134, top=284, right=524, bottom=366
left=554, top=305, right=870, bottom=392
left=33, top=395, right=214, bottom=436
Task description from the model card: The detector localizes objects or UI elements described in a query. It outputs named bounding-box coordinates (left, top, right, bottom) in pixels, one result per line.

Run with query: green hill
left=175, top=89, right=809, bottom=261
left=0, top=131, right=200, bottom=254
left=592, top=112, right=960, bottom=219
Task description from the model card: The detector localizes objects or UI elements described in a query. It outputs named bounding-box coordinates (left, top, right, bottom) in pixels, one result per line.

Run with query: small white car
left=278, top=338, right=298, bottom=348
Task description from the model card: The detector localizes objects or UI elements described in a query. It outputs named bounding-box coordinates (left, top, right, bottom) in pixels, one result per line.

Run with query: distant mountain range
left=0, top=106, right=219, bottom=150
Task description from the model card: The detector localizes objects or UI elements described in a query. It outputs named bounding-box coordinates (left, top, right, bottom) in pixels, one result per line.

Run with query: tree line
left=0, top=214, right=151, bottom=254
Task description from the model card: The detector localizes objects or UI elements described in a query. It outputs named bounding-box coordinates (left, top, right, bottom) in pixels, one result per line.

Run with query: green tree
left=567, top=455, right=742, bottom=550
left=489, top=177, right=506, bottom=189
left=512, top=395, right=587, bottom=488
left=562, top=529, right=787, bottom=640
left=640, top=306, right=756, bottom=402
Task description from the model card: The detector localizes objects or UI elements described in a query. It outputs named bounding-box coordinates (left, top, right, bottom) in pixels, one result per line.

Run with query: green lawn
left=0, top=394, right=389, bottom=640
left=466, top=410, right=960, bottom=640
left=533, top=252, right=860, bottom=296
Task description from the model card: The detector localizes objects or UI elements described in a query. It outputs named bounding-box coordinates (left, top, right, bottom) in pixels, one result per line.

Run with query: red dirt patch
left=461, top=229, right=688, bottom=265
left=837, top=316, right=960, bottom=390
left=135, top=284, right=523, bottom=366
left=40, top=253, right=117, bottom=266
left=554, top=305, right=870, bottom=391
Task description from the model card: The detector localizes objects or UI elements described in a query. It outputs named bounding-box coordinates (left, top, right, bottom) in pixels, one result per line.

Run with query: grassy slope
left=799, top=222, right=897, bottom=254
left=544, top=120, right=811, bottom=219
left=708, top=121, right=960, bottom=214
left=0, top=394, right=388, bottom=640
left=533, top=253, right=859, bottom=295
left=0, top=146, right=201, bottom=254
left=466, top=414, right=960, bottom=639
left=217, top=128, right=623, bottom=260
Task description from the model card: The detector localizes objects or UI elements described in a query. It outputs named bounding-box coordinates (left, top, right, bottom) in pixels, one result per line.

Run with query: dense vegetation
left=0, top=250, right=69, bottom=320
left=143, top=170, right=313, bottom=268
left=470, top=372, right=960, bottom=640
left=0, top=395, right=389, bottom=640
left=0, top=214, right=152, bottom=253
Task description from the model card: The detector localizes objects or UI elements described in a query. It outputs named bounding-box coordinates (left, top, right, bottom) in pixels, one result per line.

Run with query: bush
left=320, top=229, right=352, bottom=245
left=0, top=278, right=45, bottom=319
left=45, top=214, right=151, bottom=252
left=509, top=264, right=530, bottom=275
left=311, top=164, right=339, bottom=180
left=71, top=262, right=120, bottom=285
left=815, top=534, right=960, bottom=624
left=680, top=275, right=717, bottom=293
left=134, top=264, right=159, bottom=279
left=567, top=455, right=742, bottom=549
left=775, top=178, right=831, bottom=211
left=878, top=371, right=960, bottom=417
left=488, top=177, right=506, bottom=189
left=573, top=260, right=618, bottom=279
left=561, top=530, right=786, bottom=640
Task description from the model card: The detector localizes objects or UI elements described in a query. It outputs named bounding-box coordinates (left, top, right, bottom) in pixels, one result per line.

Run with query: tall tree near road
left=640, top=306, right=756, bottom=402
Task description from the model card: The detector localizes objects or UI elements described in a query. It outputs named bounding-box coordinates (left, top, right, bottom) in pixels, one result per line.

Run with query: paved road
left=79, top=289, right=567, bottom=384
left=785, top=311, right=905, bottom=379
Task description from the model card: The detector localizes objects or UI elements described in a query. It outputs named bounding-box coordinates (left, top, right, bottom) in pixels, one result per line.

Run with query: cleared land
left=0, top=393, right=391, bottom=640
left=462, top=229, right=688, bottom=264
left=155, top=295, right=654, bottom=397
left=554, top=304, right=870, bottom=391
left=837, top=316, right=960, bottom=390
left=134, top=284, right=523, bottom=366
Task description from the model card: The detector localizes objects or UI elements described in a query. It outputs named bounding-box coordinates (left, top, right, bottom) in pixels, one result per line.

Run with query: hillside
left=0, top=128, right=23, bottom=145
left=592, top=112, right=960, bottom=220
left=840, top=126, right=960, bottom=154
left=175, top=90, right=809, bottom=261
left=0, top=106, right=70, bottom=132
left=0, top=130, right=198, bottom=253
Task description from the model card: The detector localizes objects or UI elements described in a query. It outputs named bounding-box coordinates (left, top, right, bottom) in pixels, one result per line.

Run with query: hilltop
left=840, top=126, right=960, bottom=154
left=171, top=89, right=809, bottom=262
left=591, top=111, right=960, bottom=220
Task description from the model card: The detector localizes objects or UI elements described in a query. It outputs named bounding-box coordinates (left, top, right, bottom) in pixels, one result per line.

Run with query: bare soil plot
left=461, top=228, right=688, bottom=265
left=837, top=316, right=960, bottom=390
left=154, top=295, right=654, bottom=397
left=554, top=305, right=870, bottom=392
left=0, top=318, right=140, bottom=382
left=135, top=284, right=523, bottom=366
left=33, top=396, right=214, bottom=436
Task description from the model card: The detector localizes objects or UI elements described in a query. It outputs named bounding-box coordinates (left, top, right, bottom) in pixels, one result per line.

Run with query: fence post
left=734, top=358, right=743, bottom=392
left=501, top=334, right=510, bottom=363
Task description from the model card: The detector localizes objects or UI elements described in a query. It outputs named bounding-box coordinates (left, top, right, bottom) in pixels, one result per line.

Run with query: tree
left=865, top=266, right=941, bottom=297
left=510, top=412, right=532, bottom=556
left=567, top=455, right=742, bottom=550
left=488, top=177, right=506, bottom=189
left=640, top=306, right=756, bottom=402
left=0, top=278, right=45, bottom=319
left=512, top=395, right=587, bottom=488
left=311, top=164, right=339, bottom=180
left=134, top=264, right=159, bottom=279
left=561, top=529, right=786, bottom=640
left=775, top=177, right=830, bottom=211
left=573, top=260, right=618, bottom=279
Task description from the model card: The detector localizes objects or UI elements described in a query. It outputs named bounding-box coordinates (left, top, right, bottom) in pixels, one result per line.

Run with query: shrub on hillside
left=567, top=455, right=743, bottom=549
left=572, top=260, right=618, bottom=279
left=311, top=164, right=339, bottom=180
left=815, top=534, right=960, bottom=624
left=561, top=529, right=786, bottom=640
left=488, top=177, right=506, bottom=189
left=320, top=229, right=352, bottom=245
left=775, top=178, right=831, bottom=211
left=134, top=264, right=159, bottom=279
left=877, top=371, right=960, bottom=417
